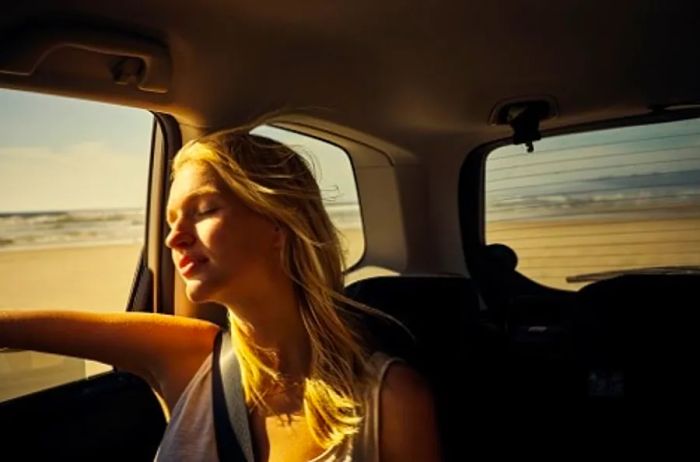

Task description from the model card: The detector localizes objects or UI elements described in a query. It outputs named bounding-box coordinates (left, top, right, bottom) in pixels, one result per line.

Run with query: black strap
left=212, top=329, right=255, bottom=462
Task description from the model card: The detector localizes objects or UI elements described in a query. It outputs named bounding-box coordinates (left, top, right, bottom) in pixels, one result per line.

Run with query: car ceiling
left=2, top=0, right=700, bottom=154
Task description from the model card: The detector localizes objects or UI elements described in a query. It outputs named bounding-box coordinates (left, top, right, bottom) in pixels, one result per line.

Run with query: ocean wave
left=0, top=206, right=361, bottom=250
left=0, top=208, right=145, bottom=250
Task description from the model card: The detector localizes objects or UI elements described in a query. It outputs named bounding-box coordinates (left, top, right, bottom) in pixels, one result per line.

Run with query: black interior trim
left=151, top=112, right=181, bottom=314
left=0, top=371, right=165, bottom=460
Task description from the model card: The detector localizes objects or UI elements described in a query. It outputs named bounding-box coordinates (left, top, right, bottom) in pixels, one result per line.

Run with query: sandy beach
left=0, top=244, right=143, bottom=311
left=0, top=243, right=143, bottom=401
left=337, top=227, right=364, bottom=269
left=488, top=216, right=700, bottom=289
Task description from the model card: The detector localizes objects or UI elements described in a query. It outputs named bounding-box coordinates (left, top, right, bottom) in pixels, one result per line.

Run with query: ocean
left=0, top=203, right=362, bottom=252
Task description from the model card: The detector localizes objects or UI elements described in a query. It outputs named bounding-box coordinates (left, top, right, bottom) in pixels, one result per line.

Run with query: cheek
left=193, top=221, right=215, bottom=246
left=203, top=221, right=236, bottom=254
left=203, top=221, right=254, bottom=261
left=200, top=215, right=278, bottom=266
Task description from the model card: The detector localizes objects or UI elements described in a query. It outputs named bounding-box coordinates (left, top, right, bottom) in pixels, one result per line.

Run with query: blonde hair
left=172, top=126, right=389, bottom=448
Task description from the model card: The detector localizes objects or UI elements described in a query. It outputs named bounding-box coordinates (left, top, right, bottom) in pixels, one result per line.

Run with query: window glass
left=485, top=118, right=700, bottom=289
left=251, top=125, right=365, bottom=268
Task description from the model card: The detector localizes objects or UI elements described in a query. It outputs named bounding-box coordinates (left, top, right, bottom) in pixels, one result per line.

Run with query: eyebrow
left=166, top=186, right=222, bottom=224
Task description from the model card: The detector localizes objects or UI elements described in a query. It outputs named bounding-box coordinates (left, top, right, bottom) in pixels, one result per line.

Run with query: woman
left=0, top=128, right=442, bottom=461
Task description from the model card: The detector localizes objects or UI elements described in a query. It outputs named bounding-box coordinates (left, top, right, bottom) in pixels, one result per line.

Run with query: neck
left=225, top=279, right=311, bottom=380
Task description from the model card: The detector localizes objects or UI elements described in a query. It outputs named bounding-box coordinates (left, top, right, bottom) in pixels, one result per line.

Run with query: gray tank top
left=155, top=351, right=401, bottom=462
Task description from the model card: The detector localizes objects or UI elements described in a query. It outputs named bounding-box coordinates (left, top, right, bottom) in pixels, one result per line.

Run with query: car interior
left=1, top=1, right=699, bottom=460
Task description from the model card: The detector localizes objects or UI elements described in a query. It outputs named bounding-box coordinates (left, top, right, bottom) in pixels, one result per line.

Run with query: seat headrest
left=345, top=275, right=480, bottom=367
left=346, top=274, right=479, bottom=319
left=577, top=274, right=699, bottom=323
left=575, top=274, right=700, bottom=399
left=576, top=274, right=699, bottom=363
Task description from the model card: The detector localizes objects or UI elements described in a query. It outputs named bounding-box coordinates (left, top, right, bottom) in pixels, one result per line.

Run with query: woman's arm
left=379, top=363, right=443, bottom=462
left=0, top=310, right=220, bottom=412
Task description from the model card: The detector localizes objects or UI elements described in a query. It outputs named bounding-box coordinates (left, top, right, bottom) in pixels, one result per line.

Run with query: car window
left=0, top=89, right=152, bottom=402
left=485, top=117, right=700, bottom=290
left=251, top=125, right=365, bottom=268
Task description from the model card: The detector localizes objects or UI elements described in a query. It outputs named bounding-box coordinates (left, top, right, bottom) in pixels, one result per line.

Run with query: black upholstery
left=345, top=274, right=482, bottom=461
left=565, top=274, right=700, bottom=444
left=575, top=274, right=700, bottom=402
left=346, top=275, right=479, bottom=363
left=505, top=293, right=585, bottom=403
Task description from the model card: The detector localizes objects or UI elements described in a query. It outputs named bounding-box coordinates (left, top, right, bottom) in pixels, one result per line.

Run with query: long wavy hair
left=171, top=126, right=391, bottom=448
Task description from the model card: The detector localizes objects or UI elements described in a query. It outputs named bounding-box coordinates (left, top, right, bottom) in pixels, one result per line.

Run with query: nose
left=165, top=219, right=195, bottom=250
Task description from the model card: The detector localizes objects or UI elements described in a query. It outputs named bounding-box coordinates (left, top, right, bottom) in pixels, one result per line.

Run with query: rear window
left=484, top=118, right=700, bottom=290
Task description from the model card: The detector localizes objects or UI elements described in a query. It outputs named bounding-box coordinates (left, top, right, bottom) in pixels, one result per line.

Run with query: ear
left=272, top=224, right=286, bottom=250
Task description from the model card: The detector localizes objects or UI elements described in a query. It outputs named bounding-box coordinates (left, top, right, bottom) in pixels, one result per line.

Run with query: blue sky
left=486, top=118, right=700, bottom=221
left=0, top=88, right=359, bottom=213
left=0, top=89, right=152, bottom=213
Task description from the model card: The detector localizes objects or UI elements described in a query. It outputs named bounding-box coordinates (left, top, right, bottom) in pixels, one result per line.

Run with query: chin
left=185, top=277, right=233, bottom=305
left=184, top=280, right=216, bottom=304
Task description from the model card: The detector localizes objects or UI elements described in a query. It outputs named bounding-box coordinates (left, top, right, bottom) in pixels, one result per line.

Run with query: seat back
left=345, top=274, right=482, bottom=461
left=575, top=274, right=700, bottom=401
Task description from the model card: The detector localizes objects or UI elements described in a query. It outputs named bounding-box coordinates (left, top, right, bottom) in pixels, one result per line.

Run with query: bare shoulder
left=93, top=312, right=221, bottom=416
left=132, top=313, right=220, bottom=412
left=379, top=362, right=443, bottom=462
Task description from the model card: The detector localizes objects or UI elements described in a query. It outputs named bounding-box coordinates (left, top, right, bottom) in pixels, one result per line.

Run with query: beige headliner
left=2, top=0, right=700, bottom=155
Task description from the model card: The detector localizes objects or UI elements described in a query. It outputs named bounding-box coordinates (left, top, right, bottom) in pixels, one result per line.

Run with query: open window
left=0, top=88, right=152, bottom=402
left=251, top=125, right=365, bottom=269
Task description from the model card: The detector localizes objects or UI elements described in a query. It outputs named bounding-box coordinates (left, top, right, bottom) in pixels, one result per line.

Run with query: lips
left=177, top=254, right=208, bottom=278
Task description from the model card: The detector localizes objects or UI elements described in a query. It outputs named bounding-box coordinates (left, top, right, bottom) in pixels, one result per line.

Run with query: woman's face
left=165, top=162, right=282, bottom=304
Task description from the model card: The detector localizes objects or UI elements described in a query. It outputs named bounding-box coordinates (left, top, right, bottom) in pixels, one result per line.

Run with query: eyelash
left=167, top=201, right=219, bottom=225
left=196, top=207, right=218, bottom=216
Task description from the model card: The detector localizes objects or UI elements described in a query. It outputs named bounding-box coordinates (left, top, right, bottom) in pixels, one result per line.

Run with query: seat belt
left=212, top=328, right=255, bottom=462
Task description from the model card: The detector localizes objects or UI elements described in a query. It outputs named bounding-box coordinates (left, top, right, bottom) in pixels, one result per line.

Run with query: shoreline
left=0, top=239, right=144, bottom=254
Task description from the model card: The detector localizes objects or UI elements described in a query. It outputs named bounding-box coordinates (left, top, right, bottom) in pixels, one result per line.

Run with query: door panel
left=0, top=370, right=165, bottom=460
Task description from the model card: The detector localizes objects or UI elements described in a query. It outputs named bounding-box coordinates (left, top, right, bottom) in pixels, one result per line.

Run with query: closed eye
left=196, top=207, right=219, bottom=217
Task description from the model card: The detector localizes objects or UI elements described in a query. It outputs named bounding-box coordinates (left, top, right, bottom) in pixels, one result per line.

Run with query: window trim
left=149, top=112, right=181, bottom=315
